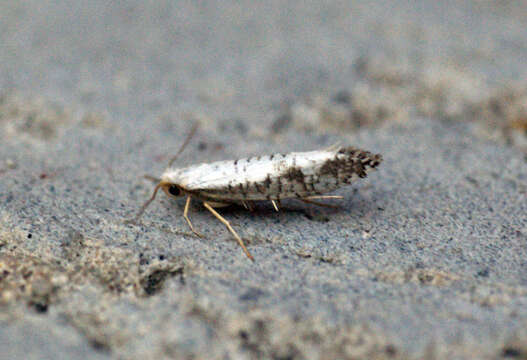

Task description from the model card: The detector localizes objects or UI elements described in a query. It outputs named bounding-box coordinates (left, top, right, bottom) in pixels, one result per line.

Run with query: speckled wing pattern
left=164, top=146, right=382, bottom=202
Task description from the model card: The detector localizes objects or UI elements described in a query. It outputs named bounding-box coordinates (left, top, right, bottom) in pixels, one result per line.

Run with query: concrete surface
left=1, top=1, right=526, bottom=359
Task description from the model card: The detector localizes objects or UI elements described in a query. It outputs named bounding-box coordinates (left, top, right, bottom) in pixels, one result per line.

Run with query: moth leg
left=271, top=200, right=280, bottom=212
left=241, top=200, right=255, bottom=212
left=300, top=197, right=342, bottom=209
left=246, top=201, right=255, bottom=211
left=183, top=195, right=203, bottom=238
left=203, top=202, right=254, bottom=261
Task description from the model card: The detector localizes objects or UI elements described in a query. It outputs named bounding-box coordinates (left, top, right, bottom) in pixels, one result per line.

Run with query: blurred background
left=1, top=1, right=526, bottom=150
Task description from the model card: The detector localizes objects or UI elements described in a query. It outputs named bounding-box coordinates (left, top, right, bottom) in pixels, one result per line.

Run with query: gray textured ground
left=1, top=1, right=527, bottom=359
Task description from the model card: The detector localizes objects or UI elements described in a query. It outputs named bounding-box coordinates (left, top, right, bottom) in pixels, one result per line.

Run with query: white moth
left=129, top=125, right=382, bottom=261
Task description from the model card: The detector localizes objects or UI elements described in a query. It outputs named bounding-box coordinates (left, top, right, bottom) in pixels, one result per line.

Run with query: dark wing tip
left=338, top=147, right=383, bottom=170
left=367, top=153, right=383, bottom=169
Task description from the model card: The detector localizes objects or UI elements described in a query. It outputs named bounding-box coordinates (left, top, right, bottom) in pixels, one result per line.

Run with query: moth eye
left=168, top=185, right=181, bottom=196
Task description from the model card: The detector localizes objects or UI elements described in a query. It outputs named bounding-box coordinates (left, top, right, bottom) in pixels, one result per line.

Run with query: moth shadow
left=191, top=198, right=344, bottom=224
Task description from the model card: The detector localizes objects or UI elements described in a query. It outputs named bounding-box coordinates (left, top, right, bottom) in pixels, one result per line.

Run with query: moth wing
left=172, top=160, right=273, bottom=190
left=167, top=149, right=344, bottom=200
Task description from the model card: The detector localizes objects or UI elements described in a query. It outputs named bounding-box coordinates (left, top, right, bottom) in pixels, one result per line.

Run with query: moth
left=129, top=125, right=382, bottom=261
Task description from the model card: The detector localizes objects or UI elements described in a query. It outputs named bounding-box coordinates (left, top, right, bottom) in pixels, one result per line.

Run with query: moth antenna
left=144, top=174, right=161, bottom=183
left=168, top=122, right=199, bottom=167
left=125, top=183, right=163, bottom=224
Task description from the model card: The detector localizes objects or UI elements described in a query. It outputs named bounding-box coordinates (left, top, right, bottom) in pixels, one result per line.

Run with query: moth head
left=126, top=181, right=185, bottom=224
left=127, top=123, right=198, bottom=225
left=161, top=183, right=184, bottom=198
